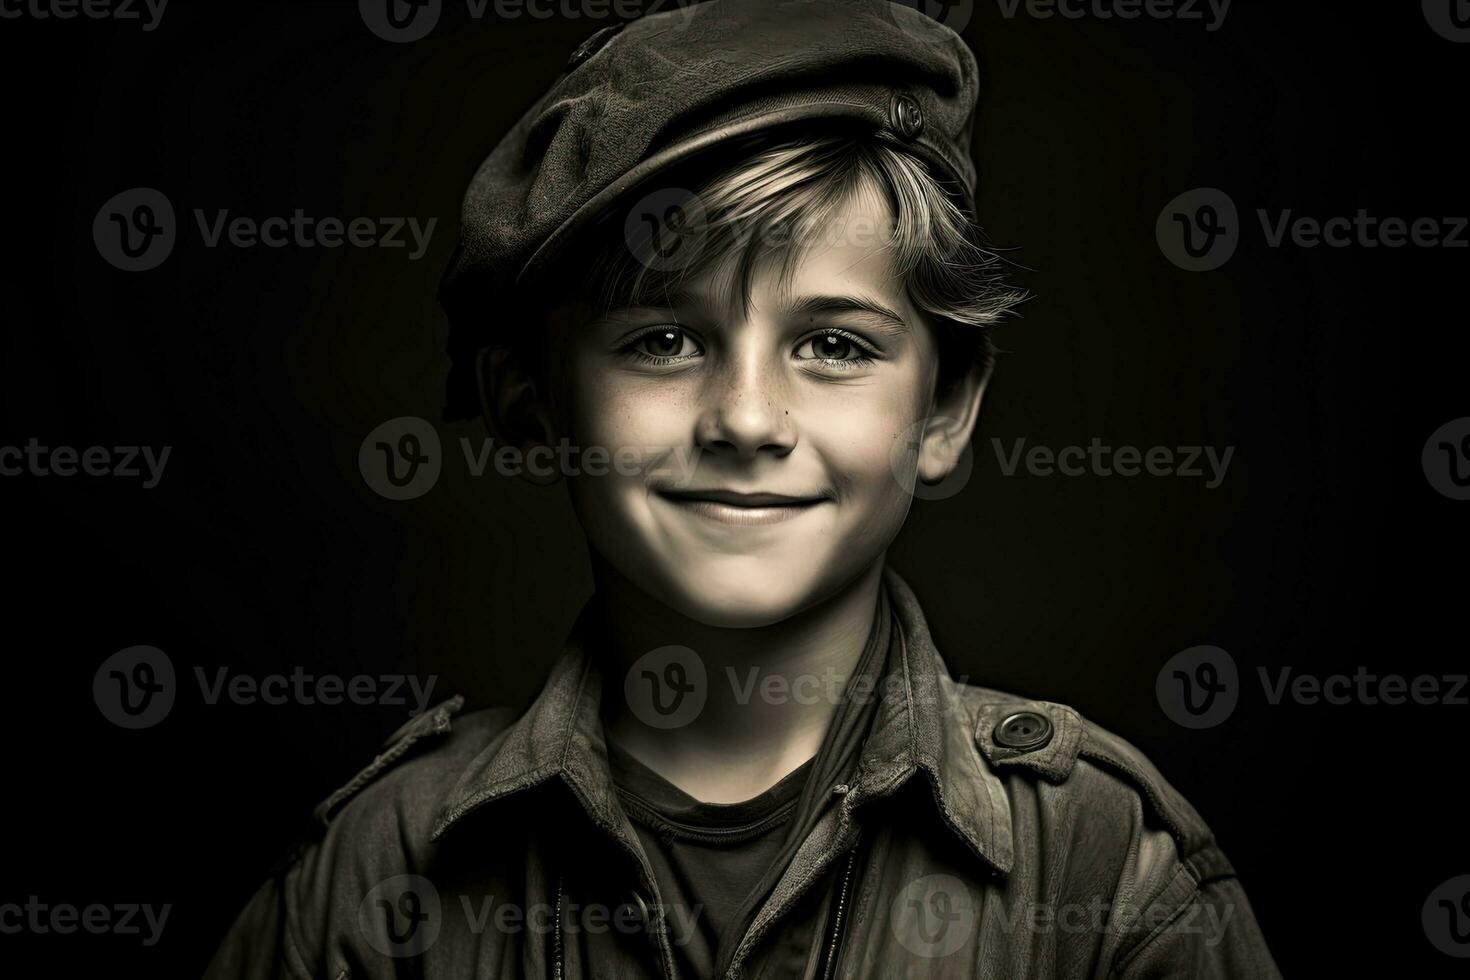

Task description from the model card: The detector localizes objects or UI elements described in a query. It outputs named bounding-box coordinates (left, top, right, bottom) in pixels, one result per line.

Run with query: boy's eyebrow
left=785, top=295, right=910, bottom=332
left=600, top=291, right=910, bottom=334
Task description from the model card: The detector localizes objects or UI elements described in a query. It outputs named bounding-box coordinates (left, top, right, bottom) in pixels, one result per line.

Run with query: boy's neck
left=594, top=555, right=886, bottom=804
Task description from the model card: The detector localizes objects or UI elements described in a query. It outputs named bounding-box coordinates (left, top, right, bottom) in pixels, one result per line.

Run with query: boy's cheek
left=561, top=371, right=693, bottom=462
left=585, top=404, right=695, bottom=477
left=812, top=388, right=926, bottom=476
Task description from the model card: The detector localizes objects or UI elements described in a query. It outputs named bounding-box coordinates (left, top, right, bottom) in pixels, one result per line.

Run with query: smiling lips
left=656, top=488, right=831, bottom=526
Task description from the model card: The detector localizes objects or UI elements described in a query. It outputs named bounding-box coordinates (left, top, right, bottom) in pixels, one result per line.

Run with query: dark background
left=1, top=0, right=1463, bottom=974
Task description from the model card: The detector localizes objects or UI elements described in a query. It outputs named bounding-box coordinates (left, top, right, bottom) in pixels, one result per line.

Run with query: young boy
left=206, top=1, right=1281, bottom=977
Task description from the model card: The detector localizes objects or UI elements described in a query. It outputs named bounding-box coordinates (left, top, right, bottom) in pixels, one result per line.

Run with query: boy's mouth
left=654, top=488, right=831, bottom=526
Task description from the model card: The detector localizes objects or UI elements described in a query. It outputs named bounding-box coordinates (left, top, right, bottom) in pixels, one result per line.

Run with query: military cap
left=438, top=0, right=981, bottom=420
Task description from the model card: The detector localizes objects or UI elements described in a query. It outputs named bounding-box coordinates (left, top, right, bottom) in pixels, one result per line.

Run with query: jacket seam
left=556, top=655, right=595, bottom=775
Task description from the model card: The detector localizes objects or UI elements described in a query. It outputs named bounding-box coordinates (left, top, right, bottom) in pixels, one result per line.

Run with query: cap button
left=890, top=94, right=924, bottom=141
left=993, top=710, right=1053, bottom=751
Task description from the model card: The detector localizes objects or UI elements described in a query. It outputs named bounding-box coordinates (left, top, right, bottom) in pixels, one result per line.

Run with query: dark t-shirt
left=609, top=743, right=810, bottom=979
left=606, top=585, right=894, bottom=979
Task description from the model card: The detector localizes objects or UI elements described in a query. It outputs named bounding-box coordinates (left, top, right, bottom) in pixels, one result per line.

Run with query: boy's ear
left=474, top=345, right=562, bottom=486
left=916, top=357, right=992, bottom=485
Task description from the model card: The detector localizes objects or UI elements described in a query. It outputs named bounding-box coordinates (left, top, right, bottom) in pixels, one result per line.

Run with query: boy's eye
left=627, top=326, right=702, bottom=360
left=804, top=333, right=855, bottom=360
left=794, top=331, right=874, bottom=363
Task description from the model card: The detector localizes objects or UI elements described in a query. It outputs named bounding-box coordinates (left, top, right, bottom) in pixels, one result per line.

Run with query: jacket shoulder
left=207, top=700, right=521, bottom=980
left=273, top=697, right=521, bottom=889
left=309, top=697, right=519, bottom=836
left=958, top=684, right=1232, bottom=881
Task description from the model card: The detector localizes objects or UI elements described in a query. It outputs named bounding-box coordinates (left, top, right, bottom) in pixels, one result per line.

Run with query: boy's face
left=538, top=188, right=976, bottom=628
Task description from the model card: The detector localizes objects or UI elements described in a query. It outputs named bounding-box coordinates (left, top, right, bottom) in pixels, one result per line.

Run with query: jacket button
left=890, top=94, right=924, bottom=140
left=993, top=710, right=1053, bottom=751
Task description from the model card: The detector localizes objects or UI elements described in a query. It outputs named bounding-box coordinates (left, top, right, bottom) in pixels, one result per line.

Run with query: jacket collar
left=431, top=567, right=1014, bottom=876
left=849, top=568, right=1014, bottom=874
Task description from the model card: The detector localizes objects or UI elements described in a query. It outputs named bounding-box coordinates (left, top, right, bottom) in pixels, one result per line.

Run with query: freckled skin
left=539, top=193, right=960, bottom=629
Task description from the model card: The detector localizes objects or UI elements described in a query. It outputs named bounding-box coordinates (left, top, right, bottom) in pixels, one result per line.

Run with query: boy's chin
left=651, top=565, right=836, bottom=630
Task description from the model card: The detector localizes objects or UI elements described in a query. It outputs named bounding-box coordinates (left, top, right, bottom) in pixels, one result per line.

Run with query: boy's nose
left=694, top=362, right=797, bottom=460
